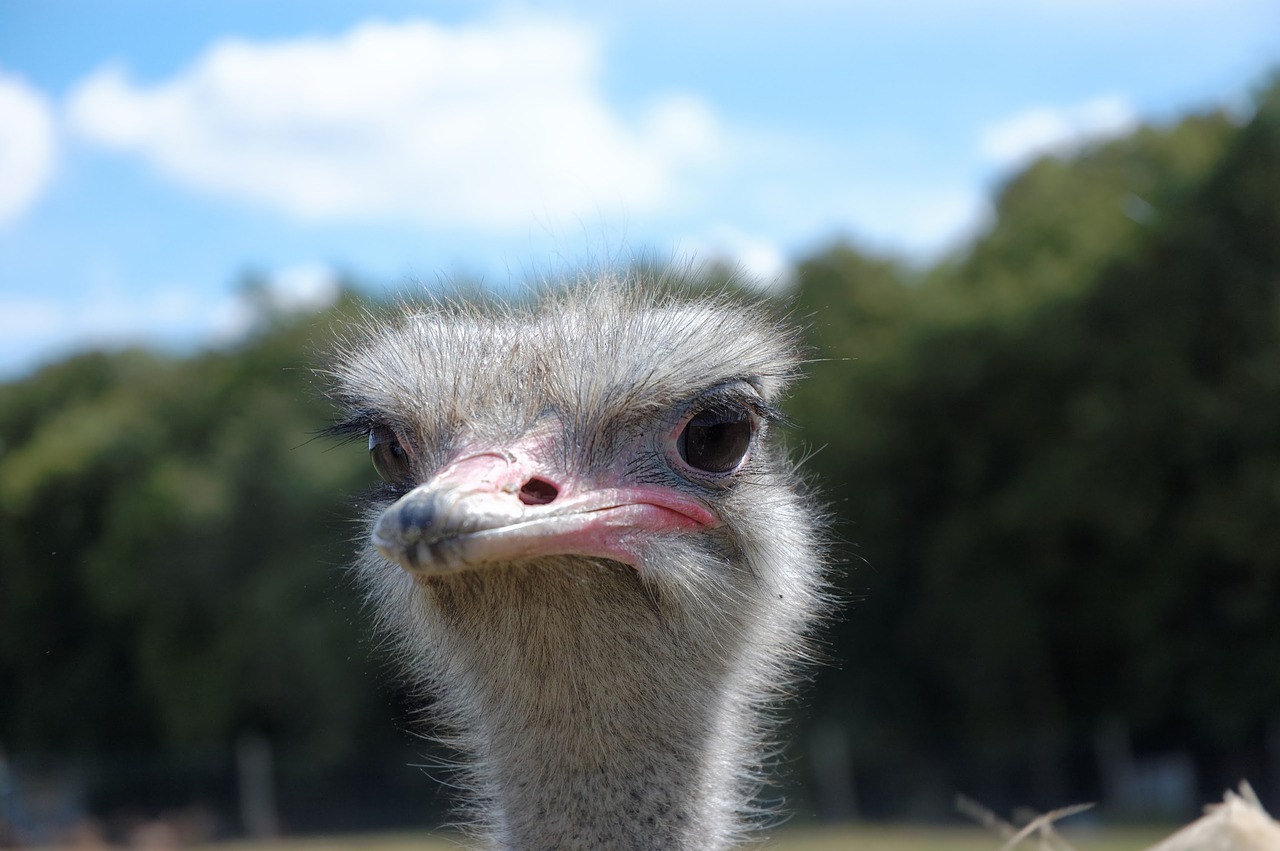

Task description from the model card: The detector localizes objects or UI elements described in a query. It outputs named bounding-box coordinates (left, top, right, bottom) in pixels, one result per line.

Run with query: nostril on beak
left=518, top=477, right=559, bottom=506
left=396, top=489, right=439, bottom=535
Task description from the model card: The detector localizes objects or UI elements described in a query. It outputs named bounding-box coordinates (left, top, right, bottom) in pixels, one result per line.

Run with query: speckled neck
left=421, top=562, right=756, bottom=850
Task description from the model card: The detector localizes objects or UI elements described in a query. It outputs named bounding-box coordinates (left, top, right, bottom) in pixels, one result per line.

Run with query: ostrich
left=327, top=279, right=827, bottom=850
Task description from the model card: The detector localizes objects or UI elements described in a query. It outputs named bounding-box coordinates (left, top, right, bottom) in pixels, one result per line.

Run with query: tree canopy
left=2, top=78, right=1278, bottom=824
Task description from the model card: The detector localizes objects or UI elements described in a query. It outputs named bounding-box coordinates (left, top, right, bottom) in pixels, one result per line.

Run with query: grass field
left=199, top=824, right=1173, bottom=851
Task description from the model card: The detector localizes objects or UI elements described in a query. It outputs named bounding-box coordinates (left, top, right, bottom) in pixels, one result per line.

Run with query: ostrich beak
left=372, top=449, right=718, bottom=575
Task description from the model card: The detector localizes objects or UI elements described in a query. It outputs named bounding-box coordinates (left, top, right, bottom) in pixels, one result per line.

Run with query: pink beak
left=372, top=446, right=718, bottom=575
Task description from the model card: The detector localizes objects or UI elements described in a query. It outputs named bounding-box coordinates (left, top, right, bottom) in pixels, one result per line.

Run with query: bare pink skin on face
left=373, top=436, right=718, bottom=575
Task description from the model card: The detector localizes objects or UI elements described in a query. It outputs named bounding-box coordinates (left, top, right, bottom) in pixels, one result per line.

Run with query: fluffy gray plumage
left=327, top=278, right=827, bottom=850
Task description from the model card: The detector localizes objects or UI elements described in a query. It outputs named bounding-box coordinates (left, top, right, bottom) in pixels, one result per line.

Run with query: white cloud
left=265, top=262, right=341, bottom=313
left=811, top=181, right=991, bottom=259
left=679, top=225, right=795, bottom=292
left=0, top=262, right=341, bottom=376
left=0, top=69, right=57, bottom=226
left=979, top=95, right=1138, bottom=169
left=64, top=15, right=724, bottom=229
left=0, top=287, right=224, bottom=355
left=900, top=187, right=993, bottom=252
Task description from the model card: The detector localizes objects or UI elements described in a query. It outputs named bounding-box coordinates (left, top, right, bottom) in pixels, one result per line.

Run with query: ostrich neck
left=420, top=563, right=757, bottom=851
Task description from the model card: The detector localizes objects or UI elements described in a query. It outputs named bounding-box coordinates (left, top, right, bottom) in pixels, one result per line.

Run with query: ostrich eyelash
left=322, top=408, right=390, bottom=445
left=688, top=383, right=787, bottom=427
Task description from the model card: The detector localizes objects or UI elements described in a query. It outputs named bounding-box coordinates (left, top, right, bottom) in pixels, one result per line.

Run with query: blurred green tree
left=0, top=292, right=392, bottom=762
left=1, top=76, right=1277, bottom=825
left=789, top=80, right=1280, bottom=811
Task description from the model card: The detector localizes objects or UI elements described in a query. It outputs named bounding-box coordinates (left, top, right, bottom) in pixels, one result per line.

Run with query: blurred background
left=2, top=1, right=1279, bottom=847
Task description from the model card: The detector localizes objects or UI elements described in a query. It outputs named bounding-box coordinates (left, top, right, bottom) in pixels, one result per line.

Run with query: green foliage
left=789, top=82, right=1280, bottom=806
left=932, top=108, right=1239, bottom=318
left=2, top=78, right=1278, bottom=820
left=0, top=297, right=392, bottom=760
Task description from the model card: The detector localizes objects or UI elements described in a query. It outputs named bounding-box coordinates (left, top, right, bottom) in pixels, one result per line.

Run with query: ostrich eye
left=369, top=426, right=412, bottom=484
left=677, top=408, right=753, bottom=474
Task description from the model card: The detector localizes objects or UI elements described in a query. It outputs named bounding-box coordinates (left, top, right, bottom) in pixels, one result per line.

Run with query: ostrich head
left=328, top=280, right=826, bottom=850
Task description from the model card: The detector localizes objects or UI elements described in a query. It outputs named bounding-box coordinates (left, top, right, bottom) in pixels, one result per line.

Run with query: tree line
left=2, top=77, right=1278, bottom=824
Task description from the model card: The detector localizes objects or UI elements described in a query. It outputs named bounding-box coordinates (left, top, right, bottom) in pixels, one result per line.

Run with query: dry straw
left=959, top=782, right=1280, bottom=851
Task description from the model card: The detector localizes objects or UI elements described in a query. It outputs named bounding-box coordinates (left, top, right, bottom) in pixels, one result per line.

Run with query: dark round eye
left=677, top=408, right=753, bottom=474
left=369, top=426, right=412, bottom=484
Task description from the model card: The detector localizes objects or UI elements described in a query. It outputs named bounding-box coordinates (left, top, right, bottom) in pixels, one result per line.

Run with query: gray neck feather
left=367, top=556, right=794, bottom=850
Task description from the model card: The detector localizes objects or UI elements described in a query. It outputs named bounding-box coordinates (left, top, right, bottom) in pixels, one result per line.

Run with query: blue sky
left=1, top=1, right=1277, bottom=377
